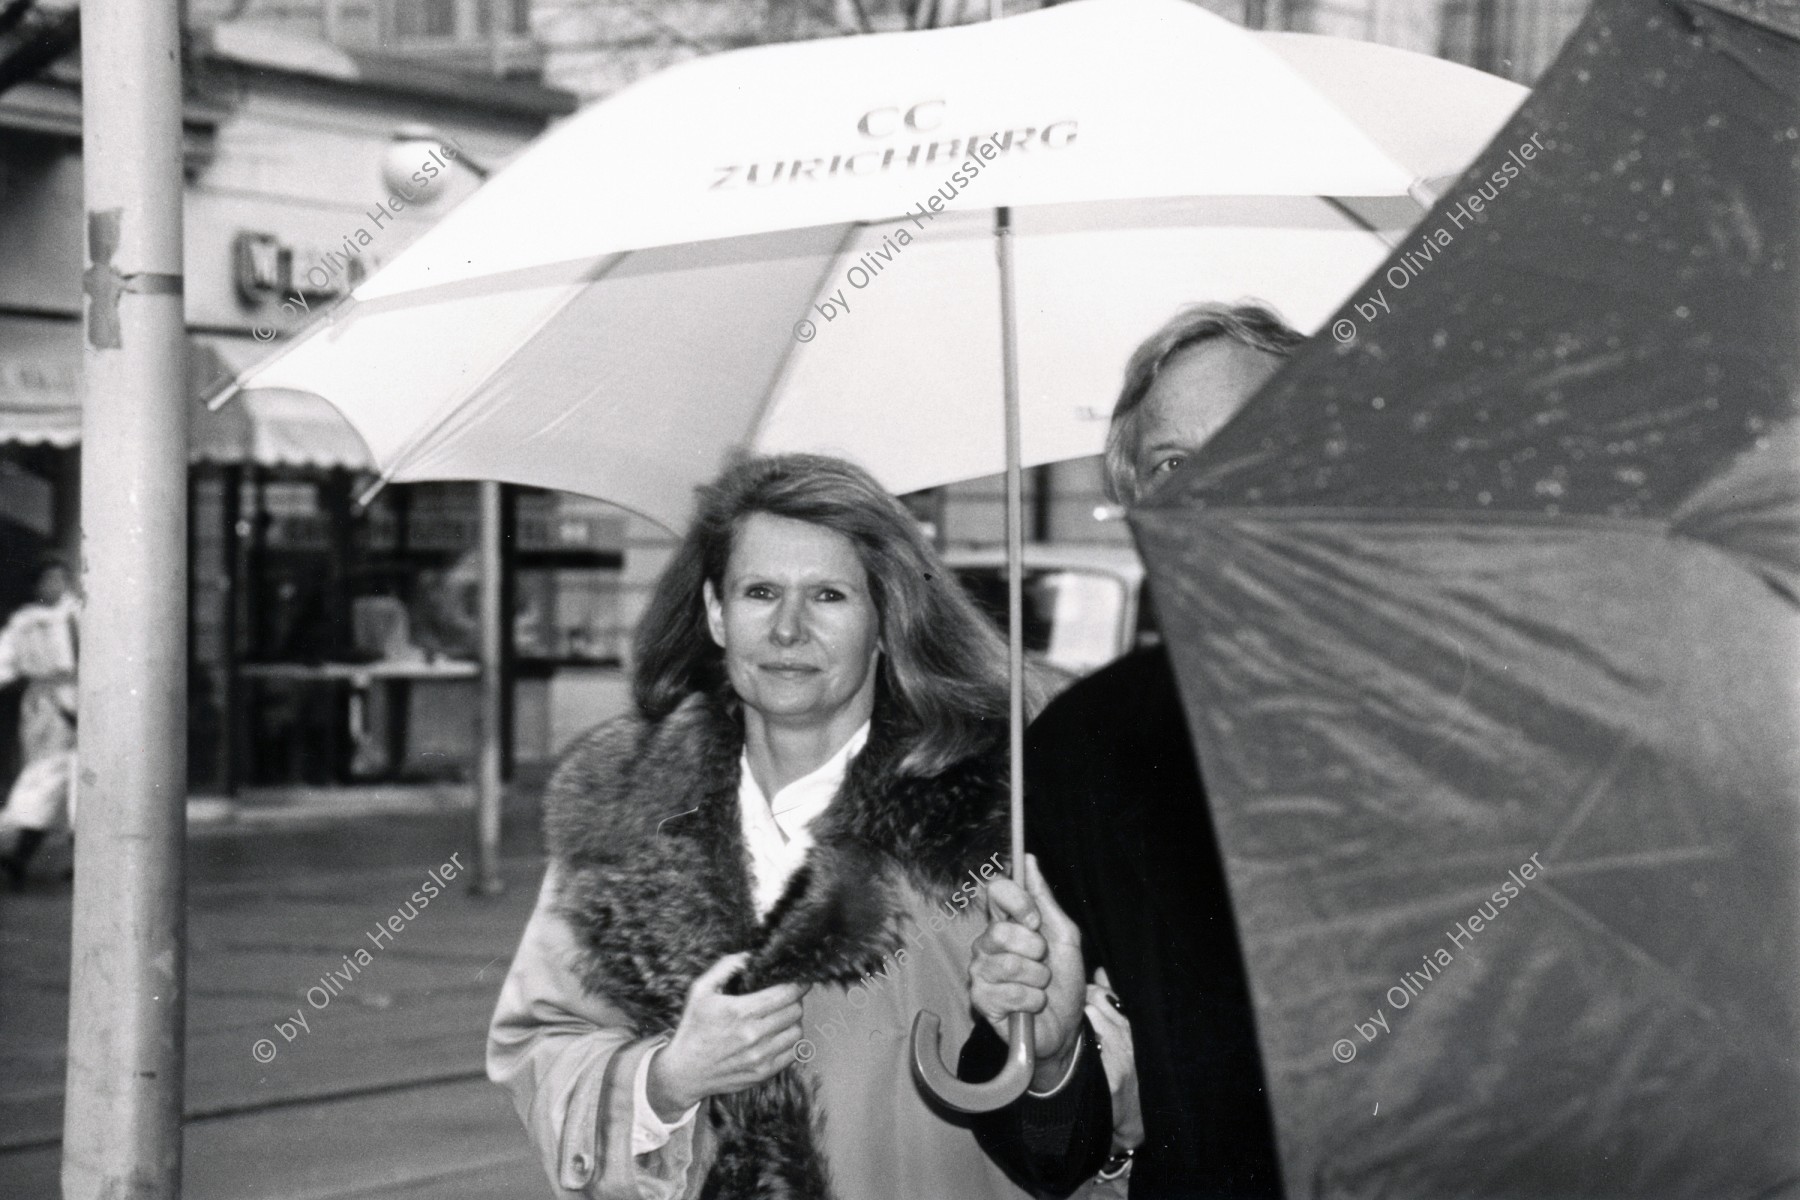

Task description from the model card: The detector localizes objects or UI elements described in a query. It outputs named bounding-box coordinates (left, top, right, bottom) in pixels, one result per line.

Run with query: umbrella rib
left=1179, top=503, right=1797, bottom=653
left=1322, top=195, right=1408, bottom=249
left=1245, top=840, right=1733, bottom=954
left=1543, top=730, right=1639, bottom=865
left=1529, top=879, right=1724, bottom=1025
left=1176, top=505, right=1673, bottom=535
left=205, top=292, right=363, bottom=411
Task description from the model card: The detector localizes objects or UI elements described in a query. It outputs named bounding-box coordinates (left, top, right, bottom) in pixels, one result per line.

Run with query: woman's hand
left=969, top=854, right=1088, bottom=1092
left=646, top=952, right=809, bottom=1120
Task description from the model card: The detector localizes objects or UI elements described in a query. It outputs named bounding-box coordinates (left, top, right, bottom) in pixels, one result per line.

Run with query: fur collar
left=546, top=687, right=1007, bottom=1026
left=543, top=688, right=1007, bottom=1199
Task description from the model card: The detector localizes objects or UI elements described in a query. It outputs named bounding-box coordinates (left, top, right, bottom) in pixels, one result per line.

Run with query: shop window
left=382, top=0, right=529, bottom=44
left=392, top=0, right=456, bottom=38
left=479, top=0, right=531, bottom=36
left=514, top=491, right=626, bottom=665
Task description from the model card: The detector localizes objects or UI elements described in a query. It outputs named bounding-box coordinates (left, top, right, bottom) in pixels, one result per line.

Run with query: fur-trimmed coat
left=487, top=689, right=1036, bottom=1200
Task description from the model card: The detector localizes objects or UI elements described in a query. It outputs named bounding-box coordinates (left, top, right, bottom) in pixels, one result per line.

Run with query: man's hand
left=647, top=952, right=808, bottom=1120
left=969, top=854, right=1087, bottom=1092
left=1086, top=967, right=1144, bottom=1151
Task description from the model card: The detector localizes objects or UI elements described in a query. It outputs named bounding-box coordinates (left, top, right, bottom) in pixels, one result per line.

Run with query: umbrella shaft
left=996, top=205, right=1026, bottom=884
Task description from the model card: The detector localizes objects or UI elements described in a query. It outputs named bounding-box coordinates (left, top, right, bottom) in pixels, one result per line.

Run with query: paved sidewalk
left=0, top=793, right=559, bottom=1199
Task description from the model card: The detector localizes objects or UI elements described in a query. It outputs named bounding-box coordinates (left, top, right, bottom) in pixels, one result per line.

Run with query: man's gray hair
left=1102, top=302, right=1305, bottom=505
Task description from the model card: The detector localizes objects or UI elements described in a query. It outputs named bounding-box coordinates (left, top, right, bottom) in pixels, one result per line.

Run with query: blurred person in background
left=489, top=453, right=1106, bottom=1199
left=0, top=557, right=81, bottom=892
left=961, top=303, right=1301, bottom=1198
left=409, top=559, right=480, bottom=661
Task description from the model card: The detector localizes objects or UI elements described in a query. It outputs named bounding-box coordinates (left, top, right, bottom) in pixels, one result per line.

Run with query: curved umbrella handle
left=909, top=1008, right=1034, bottom=1114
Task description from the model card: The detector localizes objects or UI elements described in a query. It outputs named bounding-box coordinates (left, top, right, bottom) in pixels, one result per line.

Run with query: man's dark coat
left=964, top=647, right=1285, bottom=1199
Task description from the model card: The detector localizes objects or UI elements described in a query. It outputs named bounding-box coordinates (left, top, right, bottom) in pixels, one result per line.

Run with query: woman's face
left=704, top=513, right=881, bottom=732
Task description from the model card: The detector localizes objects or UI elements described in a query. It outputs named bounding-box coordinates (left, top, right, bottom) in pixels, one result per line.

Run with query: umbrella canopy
left=217, top=0, right=1522, bottom=528
left=0, top=317, right=368, bottom=468
left=188, top=338, right=372, bottom=469
left=1131, top=0, right=1800, bottom=1194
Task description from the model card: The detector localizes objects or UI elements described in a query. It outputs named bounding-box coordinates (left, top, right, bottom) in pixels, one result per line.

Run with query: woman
left=0, top=558, right=80, bottom=891
left=488, top=454, right=1044, bottom=1199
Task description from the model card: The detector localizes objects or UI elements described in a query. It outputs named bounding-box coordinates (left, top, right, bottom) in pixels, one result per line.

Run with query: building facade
left=1, top=0, right=1597, bottom=790
left=0, top=12, right=589, bottom=791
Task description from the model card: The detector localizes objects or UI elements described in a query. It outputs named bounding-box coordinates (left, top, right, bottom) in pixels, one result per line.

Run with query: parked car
left=945, top=543, right=1153, bottom=700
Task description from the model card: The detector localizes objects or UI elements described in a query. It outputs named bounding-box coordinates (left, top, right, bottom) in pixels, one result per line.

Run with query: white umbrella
left=214, top=0, right=1525, bottom=1112
left=214, top=0, right=1524, bottom=528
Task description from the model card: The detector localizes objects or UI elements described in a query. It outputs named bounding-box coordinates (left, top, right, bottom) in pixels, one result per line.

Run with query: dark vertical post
left=64, top=0, right=189, bottom=1194
left=185, top=465, right=197, bottom=791
left=1030, top=464, right=1053, bottom=543
left=473, top=479, right=505, bottom=895
left=320, top=469, right=353, bottom=779
left=488, top=0, right=506, bottom=77
left=1473, top=0, right=1503, bottom=75
left=322, top=469, right=353, bottom=657
left=220, top=463, right=241, bottom=796
left=239, top=466, right=266, bottom=784
left=499, top=483, right=517, bottom=781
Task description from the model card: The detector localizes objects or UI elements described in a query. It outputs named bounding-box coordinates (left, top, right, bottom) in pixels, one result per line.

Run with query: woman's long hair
left=633, top=453, right=1011, bottom=777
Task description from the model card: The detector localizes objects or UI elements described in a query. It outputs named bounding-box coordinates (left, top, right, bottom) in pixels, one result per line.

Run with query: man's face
left=1130, top=339, right=1285, bottom=499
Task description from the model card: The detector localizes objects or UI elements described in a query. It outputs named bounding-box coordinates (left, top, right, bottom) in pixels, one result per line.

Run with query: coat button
left=570, top=1151, right=594, bottom=1182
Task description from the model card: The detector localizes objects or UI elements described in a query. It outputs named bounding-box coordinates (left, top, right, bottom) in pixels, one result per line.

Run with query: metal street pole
left=63, top=0, right=190, bottom=1196
left=474, top=479, right=505, bottom=895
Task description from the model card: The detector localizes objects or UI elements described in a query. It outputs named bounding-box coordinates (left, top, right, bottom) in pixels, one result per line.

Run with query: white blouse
left=631, top=720, right=873, bottom=1156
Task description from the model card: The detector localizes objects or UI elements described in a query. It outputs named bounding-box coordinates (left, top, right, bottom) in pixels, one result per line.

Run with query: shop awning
left=189, top=336, right=374, bottom=469
left=0, top=316, right=373, bottom=470
left=0, top=314, right=83, bottom=447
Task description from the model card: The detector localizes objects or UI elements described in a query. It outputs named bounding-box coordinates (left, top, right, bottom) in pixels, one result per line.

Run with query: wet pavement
left=0, top=795, right=556, bottom=1199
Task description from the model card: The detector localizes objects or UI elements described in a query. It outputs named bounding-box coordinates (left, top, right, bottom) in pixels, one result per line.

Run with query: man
left=958, top=303, right=1302, bottom=1198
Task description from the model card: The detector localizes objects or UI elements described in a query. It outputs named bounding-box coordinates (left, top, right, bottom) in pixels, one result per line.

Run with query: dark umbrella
left=1131, top=0, right=1800, bottom=1195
